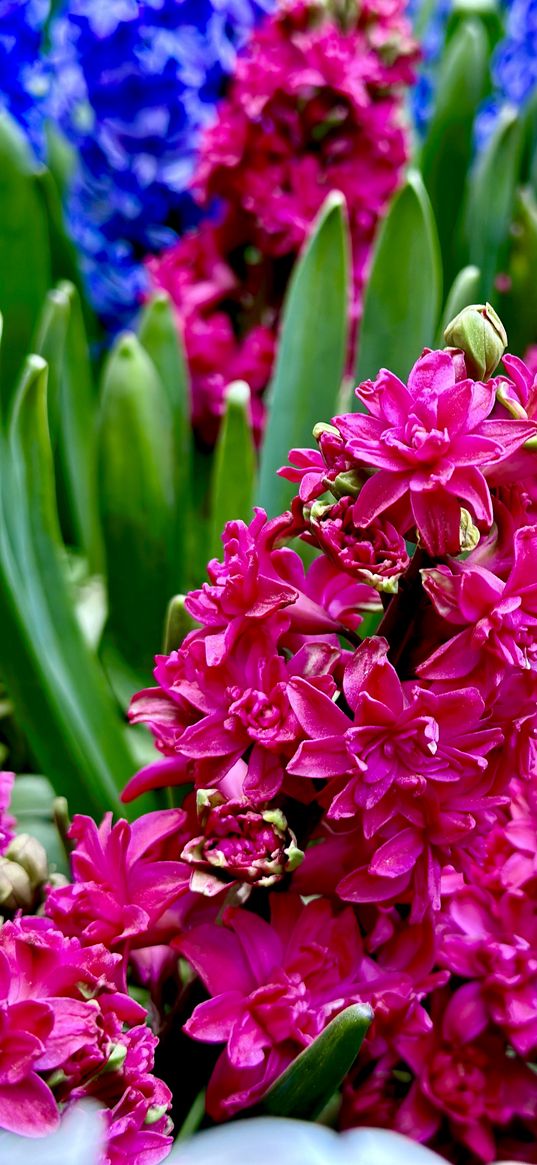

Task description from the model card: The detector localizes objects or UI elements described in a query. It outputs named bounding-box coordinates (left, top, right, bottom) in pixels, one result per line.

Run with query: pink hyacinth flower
left=334, top=349, right=536, bottom=555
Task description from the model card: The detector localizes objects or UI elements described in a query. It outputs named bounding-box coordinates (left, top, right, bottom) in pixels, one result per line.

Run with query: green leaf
left=33, top=285, right=70, bottom=444
left=261, top=1003, right=373, bottom=1120
left=57, top=282, right=104, bottom=571
left=98, top=333, right=178, bottom=673
left=257, top=191, right=349, bottom=517
left=209, top=381, right=256, bottom=557
left=355, top=171, right=442, bottom=389
left=446, top=0, right=504, bottom=50
left=497, top=186, right=537, bottom=355
left=462, top=107, right=524, bottom=300
left=0, top=113, right=51, bottom=409
left=420, top=20, right=489, bottom=290
left=138, top=292, right=192, bottom=590
left=0, top=354, right=144, bottom=817
left=34, top=282, right=104, bottom=572
left=437, top=264, right=481, bottom=342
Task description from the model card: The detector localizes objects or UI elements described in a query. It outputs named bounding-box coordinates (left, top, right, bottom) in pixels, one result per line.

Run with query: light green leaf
left=98, top=333, right=178, bottom=673
left=262, top=1003, right=373, bottom=1120
left=355, top=172, right=442, bottom=391
left=420, top=20, right=488, bottom=290
left=209, top=380, right=256, bottom=558
left=257, top=192, right=349, bottom=516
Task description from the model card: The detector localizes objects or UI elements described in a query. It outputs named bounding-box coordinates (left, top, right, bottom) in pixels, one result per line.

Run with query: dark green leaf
left=462, top=107, right=523, bottom=299
left=138, top=292, right=192, bottom=590
left=257, top=192, right=349, bottom=516
left=262, top=1003, right=373, bottom=1120
left=420, top=20, right=488, bottom=290
left=209, top=380, right=256, bottom=557
left=0, top=113, right=51, bottom=409
left=56, top=282, right=104, bottom=571
left=0, top=354, right=144, bottom=817
left=496, top=186, right=537, bottom=355
left=355, top=172, right=442, bottom=389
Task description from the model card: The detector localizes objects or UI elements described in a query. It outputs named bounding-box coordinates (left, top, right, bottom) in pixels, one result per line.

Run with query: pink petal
left=288, top=677, right=348, bottom=738
left=0, top=1075, right=59, bottom=1137
left=369, top=828, right=423, bottom=877
left=184, top=993, right=246, bottom=1044
left=353, top=471, right=409, bottom=527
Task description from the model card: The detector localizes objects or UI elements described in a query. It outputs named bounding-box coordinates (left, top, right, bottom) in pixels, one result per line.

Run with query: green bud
left=7, top=833, right=48, bottom=888
left=163, top=594, right=196, bottom=654
left=103, top=1042, right=128, bottom=1074
left=312, top=421, right=340, bottom=443
left=144, top=1104, right=169, bottom=1127
left=460, top=508, right=481, bottom=552
left=443, top=302, right=507, bottom=380
left=331, top=470, right=363, bottom=499
left=0, top=857, right=33, bottom=910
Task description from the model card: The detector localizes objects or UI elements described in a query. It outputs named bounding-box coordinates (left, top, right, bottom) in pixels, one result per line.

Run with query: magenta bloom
left=334, top=349, right=536, bottom=555
left=123, top=622, right=340, bottom=803
left=393, top=986, right=537, bottom=1161
left=180, top=895, right=370, bottom=1119
left=46, top=809, right=189, bottom=952
left=0, top=916, right=172, bottom=1159
left=288, top=638, right=502, bottom=915
left=0, top=772, right=15, bottom=855
left=181, top=791, right=302, bottom=896
left=419, top=524, right=537, bottom=689
left=302, top=496, right=409, bottom=591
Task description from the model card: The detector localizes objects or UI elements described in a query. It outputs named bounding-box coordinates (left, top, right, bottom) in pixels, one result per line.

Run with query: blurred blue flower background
left=48, top=0, right=276, bottom=327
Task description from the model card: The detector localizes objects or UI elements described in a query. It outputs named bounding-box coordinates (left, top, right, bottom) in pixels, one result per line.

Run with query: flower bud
left=182, top=792, right=303, bottom=896
left=6, top=833, right=48, bottom=888
left=0, top=856, right=33, bottom=910
left=443, top=303, right=507, bottom=380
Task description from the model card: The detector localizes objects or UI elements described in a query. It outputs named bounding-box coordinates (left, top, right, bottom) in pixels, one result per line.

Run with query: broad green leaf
left=98, top=333, right=178, bottom=673
left=420, top=20, right=488, bottom=290
left=0, top=354, right=144, bottom=817
left=262, top=1003, right=372, bottom=1120
left=355, top=172, right=442, bottom=390
left=209, top=381, right=256, bottom=557
left=462, top=107, right=523, bottom=300
left=257, top=192, right=349, bottom=517
left=437, top=264, right=481, bottom=342
left=138, top=291, right=192, bottom=591
left=0, top=113, right=51, bottom=408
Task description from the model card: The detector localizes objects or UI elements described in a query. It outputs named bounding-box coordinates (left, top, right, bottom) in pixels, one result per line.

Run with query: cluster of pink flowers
left=147, top=0, right=417, bottom=444
left=6, top=325, right=537, bottom=1160
left=0, top=775, right=172, bottom=1162
left=0, top=911, right=172, bottom=1162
